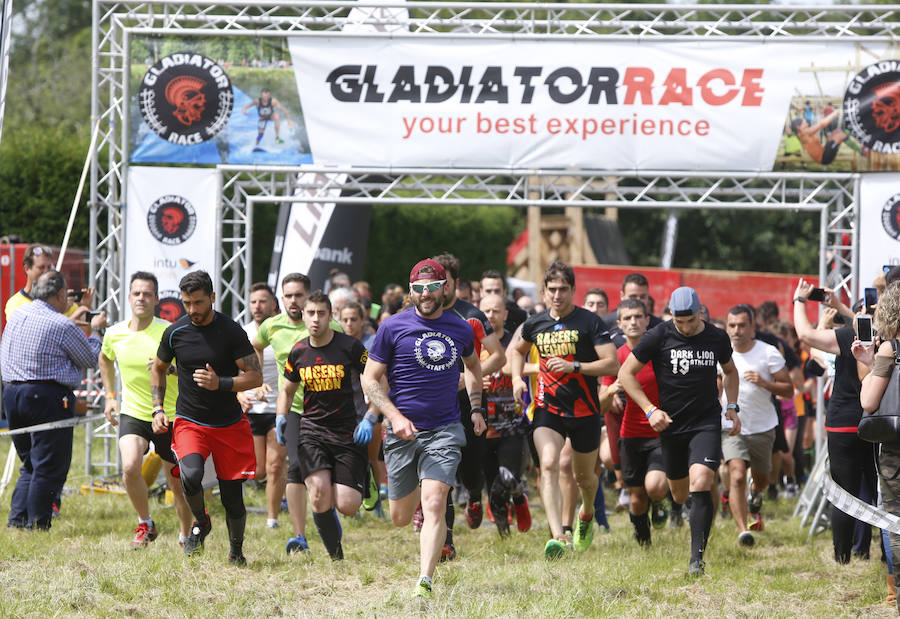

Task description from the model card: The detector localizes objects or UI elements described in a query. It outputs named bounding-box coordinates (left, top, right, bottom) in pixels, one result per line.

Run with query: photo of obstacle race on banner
left=129, top=37, right=313, bottom=165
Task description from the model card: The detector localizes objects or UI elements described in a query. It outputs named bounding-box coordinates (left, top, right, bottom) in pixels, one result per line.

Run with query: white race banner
left=125, top=167, right=218, bottom=321
left=860, top=173, right=900, bottom=281
left=289, top=38, right=818, bottom=171
left=271, top=171, right=347, bottom=298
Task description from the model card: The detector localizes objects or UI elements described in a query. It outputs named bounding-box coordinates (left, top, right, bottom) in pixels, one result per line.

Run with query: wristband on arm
left=218, top=376, right=234, bottom=391
left=644, top=406, right=657, bottom=420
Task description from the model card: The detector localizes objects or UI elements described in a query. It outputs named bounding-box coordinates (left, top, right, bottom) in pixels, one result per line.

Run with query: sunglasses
left=411, top=280, right=446, bottom=294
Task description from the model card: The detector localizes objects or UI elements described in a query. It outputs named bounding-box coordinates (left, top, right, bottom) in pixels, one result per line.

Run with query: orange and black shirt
left=520, top=306, right=611, bottom=418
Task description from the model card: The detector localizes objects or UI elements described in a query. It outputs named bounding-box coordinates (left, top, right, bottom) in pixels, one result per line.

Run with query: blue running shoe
left=286, top=533, right=310, bottom=555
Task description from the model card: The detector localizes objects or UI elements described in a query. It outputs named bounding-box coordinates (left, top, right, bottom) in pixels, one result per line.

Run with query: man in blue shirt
left=0, top=270, right=105, bottom=529
left=361, top=258, right=485, bottom=602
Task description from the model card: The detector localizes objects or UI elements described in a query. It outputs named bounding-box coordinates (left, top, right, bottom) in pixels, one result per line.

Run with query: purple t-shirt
left=369, top=307, right=475, bottom=430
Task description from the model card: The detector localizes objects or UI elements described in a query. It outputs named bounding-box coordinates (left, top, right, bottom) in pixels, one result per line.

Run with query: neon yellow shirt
left=101, top=317, right=178, bottom=422
left=256, top=313, right=341, bottom=414
left=5, top=290, right=79, bottom=320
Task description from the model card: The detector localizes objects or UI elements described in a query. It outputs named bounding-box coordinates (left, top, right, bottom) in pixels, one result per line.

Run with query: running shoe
left=227, top=552, right=247, bottom=566
left=513, top=495, right=532, bottom=533
left=572, top=514, right=594, bottom=552
left=490, top=496, right=510, bottom=538
left=688, top=559, right=706, bottom=576
left=285, top=533, right=310, bottom=555
left=749, top=512, right=764, bottom=532
left=331, top=542, right=344, bottom=561
left=615, top=488, right=629, bottom=512
left=465, top=499, right=483, bottom=529
left=131, top=521, right=158, bottom=549
left=651, top=500, right=669, bottom=529
left=783, top=482, right=799, bottom=499
left=634, top=531, right=651, bottom=548
left=749, top=491, right=764, bottom=514
left=440, top=543, right=456, bottom=562
left=544, top=537, right=567, bottom=560
left=266, top=518, right=279, bottom=529
left=720, top=491, right=730, bottom=519
left=738, top=531, right=755, bottom=547
left=183, top=517, right=211, bottom=557
left=485, top=500, right=495, bottom=523
left=413, top=576, right=433, bottom=601
left=379, top=484, right=388, bottom=501
left=767, top=484, right=779, bottom=501
left=280, top=497, right=289, bottom=512
left=275, top=137, right=285, bottom=145
left=412, top=503, right=424, bottom=533
left=362, top=465, right=379, bottom=511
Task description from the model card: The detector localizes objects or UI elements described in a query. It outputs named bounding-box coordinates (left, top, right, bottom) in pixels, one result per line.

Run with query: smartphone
left=808, top=288, right=829, bottom=302
left=85, top=311, right=101, bottom=321
left=864, top=287, right=878, bottom=314
left=856, top=314, right=874, bottom=346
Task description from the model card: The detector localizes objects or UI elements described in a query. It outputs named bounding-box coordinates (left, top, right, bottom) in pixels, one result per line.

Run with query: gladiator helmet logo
left=425, top=340, right=446, bottom=362
left=165, top=76, right=207, bottom=127
left=157, top=290, right=185, bottom=321
left=843, top=61, right=900, bottom=154
left=138, top=52, right=233, bottom=144
left=147, top=195, right=197, bottom=246
left=871, top=82, right=900, bottom=134
left=881, top=192, right=900, bottom=241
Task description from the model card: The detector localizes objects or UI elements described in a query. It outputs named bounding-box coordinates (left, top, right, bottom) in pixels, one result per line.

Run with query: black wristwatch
left=726, top=403, right=740, bottom=414
left=471, top=407, right=486, bottom=419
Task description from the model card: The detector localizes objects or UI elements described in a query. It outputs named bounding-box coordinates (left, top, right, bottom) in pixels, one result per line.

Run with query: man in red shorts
left=151, top=270, right=262, bottom=564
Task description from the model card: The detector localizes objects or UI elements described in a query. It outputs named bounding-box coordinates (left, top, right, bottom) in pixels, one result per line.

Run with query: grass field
left=0, top=426, right=893, bottom=618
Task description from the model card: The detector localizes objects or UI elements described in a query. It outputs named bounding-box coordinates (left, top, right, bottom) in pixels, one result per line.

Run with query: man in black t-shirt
left=151, top=271, right=262, bottom=565
left=480, top=269, right=528, bottom=334
left=276, top=291, right=370, bottom=560
left=619, top=286, right=740, bottom=576
left=511, top=261, right=618, bottom=559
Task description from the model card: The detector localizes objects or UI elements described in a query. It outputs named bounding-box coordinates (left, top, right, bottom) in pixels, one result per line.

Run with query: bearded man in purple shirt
left=361, top=258, right=485, bottom=602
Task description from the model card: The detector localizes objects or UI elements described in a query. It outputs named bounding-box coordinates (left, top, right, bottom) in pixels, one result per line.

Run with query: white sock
left=139, top=516, right=153, bottom=526
left=418, top=575, right=432, bottom=585
left=266, top=518, right=279, bottom=528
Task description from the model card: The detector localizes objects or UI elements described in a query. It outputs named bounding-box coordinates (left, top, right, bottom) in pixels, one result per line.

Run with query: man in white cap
left=618, top=286, right=740, bottom=576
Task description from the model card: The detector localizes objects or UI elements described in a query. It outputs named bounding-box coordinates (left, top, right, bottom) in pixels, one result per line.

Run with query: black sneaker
left=227, top=552, right=247, bottom=566
left=688, top=559, right=706, bottom=576
left=332, top=542, right=344, bottom=561
left=184, top=517, right=211, bottom=557
left=738, top=531, right=755, bottom=547
left=634, top=532, right=652, bottom=548
left=669, top=505, right=684, bottom=529
left=651, top=501, right=669, bottom=529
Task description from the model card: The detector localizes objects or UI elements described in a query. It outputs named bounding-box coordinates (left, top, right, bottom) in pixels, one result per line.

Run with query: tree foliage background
left=0, top=0, right=823, bottom=286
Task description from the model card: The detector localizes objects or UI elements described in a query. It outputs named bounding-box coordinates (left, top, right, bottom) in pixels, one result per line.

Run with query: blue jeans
left=3, top=382, right=74, bottom=529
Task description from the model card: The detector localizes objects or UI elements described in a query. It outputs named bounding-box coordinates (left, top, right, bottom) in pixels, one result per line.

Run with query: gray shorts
left=722, top=428, right=776, bottom=474
left=383, top=422, right=466, bottom=500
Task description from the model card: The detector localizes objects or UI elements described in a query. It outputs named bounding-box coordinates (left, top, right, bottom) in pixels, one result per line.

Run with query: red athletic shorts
left=171, top=415, right=256, bottom=481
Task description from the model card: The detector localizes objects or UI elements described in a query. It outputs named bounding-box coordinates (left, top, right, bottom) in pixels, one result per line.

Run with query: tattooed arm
left=232, top=352, right=263, bottom=391
left=361, top=357, right=417, bottom=440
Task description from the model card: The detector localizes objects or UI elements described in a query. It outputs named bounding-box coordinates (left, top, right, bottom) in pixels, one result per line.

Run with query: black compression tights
left=178, top=453, right=246, bottom=522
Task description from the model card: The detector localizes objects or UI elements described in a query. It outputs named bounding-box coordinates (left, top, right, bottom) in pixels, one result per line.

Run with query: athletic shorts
left=659, top=428, right=722, bottom=480
left=383, top=422, right=465, bottom=501
left=295, top=433, right=366, bottom=494
left=118, top=413, right=176, bottom=464
left=248, top=412, right=276, bottom=437
left=532, top=408, right=601, bottom=453
left=171, top=415, right=255, bottom=481
left=722, top=428, right=775, bottom=474
left=781, top=402, right=798, bottom=431
left=619, top=436, right=664, bottom=488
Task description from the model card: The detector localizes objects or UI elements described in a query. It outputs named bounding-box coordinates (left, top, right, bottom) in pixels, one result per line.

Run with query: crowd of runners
left=2, top=243, right=896, bottom=605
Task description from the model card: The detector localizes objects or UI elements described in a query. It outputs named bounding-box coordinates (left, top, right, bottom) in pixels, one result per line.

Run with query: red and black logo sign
left=139, top=52, right=233, bottom=145
left=147, top=195, right=197, bottom=245
left=156, top=290, right=185, bottom=322
left=844, top=61, right=900, bottom=154
left=881, top=193, right=900, bottom=240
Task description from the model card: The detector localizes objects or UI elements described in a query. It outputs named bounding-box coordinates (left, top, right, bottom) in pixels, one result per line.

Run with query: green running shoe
left=362, top=465, right=379, bottom=511
left=544, top=537, right=567, bottom=560
left=413, top=576, right=433, bottom=600
left=573, top=515, right=594, bottom=552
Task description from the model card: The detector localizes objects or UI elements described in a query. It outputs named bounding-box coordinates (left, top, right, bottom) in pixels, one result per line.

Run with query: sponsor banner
left=129, top=38, right=313, bottom=165
left=125, top=167, right=218, bottom=321
left=860, top=173, right=900, bottom=281
left=288, top=38, right=900, bottom=172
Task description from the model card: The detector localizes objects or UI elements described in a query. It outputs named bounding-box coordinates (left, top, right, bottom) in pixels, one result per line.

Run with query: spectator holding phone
left=793, top=277, right=875, bottom=564
left=4, top=244, right=95, bottom=323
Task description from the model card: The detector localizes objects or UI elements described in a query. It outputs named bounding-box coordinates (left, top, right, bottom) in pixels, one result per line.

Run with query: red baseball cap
left=409, top=258, right=446, bottom=283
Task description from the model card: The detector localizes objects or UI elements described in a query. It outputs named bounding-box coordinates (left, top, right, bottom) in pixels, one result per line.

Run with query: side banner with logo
left=268, top=172, right=371, bottom=296
left=125, top=167, right=218, bottom=321
left=860, top=173, right=900, bottom=282
left=287, top=38, right=900, bottom=172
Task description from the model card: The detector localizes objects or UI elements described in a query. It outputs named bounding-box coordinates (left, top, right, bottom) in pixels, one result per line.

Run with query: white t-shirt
left=721, top=340, right=785, bottom=435
left=243, top=321, right=278, bottom=414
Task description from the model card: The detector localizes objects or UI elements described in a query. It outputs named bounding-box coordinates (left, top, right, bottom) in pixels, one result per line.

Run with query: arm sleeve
left=767, top=345, right=787, bottom=375
left=367, top=322, right=393, bottom=364
left=230, top=321, right=255, bottom=361
left=156, top=325, right=175, bottom=363
left=256, top=319, right=271, bottom=347
left=100, top=329, right=115, bottom=361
